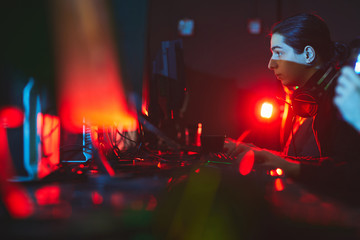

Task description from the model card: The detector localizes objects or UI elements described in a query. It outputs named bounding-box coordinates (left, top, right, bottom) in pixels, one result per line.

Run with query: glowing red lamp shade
left=260, top=102, right=273, bottom=119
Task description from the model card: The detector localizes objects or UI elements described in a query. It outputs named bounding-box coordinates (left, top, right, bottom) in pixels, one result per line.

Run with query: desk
left=2, top=154, right=360, bottom=239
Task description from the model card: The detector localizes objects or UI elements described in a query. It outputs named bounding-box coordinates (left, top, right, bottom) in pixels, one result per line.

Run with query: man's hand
left=224, top=138, right=254, bottom=158
left=224, top=138, right=300, bottom=177
left=334, top=66, right=360, bottom=132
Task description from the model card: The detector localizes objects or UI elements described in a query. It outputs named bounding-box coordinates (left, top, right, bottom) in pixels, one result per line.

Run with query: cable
left=116, top=129, right=137, bottom=144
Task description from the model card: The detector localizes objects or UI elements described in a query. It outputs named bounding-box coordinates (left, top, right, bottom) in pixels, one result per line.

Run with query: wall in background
left=148, top=0, right=360, bottom=148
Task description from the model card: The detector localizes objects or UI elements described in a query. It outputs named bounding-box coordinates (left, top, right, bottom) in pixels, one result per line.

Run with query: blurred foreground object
left=52, top=0, right=137, bottom=132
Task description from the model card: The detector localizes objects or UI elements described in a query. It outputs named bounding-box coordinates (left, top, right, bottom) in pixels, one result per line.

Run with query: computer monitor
left=146, top=39, right=187, bottom=145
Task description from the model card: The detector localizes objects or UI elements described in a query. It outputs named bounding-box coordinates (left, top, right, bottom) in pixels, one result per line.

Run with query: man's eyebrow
left=271, top=46, right=282, bottom=51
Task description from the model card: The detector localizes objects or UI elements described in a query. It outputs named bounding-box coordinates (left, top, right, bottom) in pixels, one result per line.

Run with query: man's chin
left=281, top=80, right=297, bottom=88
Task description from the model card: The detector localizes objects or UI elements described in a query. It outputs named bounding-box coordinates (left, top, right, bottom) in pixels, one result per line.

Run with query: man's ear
left=304, top=45, right=316, bottom=64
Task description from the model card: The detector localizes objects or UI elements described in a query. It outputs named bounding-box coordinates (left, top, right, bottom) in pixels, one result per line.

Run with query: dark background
left=1, top=0, right=360, bottom=151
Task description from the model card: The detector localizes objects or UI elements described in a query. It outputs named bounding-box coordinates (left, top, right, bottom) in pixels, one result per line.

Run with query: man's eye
left=275, top=51, right=282, bottom=57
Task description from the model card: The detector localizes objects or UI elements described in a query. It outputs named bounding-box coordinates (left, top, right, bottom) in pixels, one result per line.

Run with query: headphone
left=291, top=66, right=339, bottom=118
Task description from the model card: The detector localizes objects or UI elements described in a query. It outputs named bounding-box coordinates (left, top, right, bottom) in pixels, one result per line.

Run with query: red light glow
left=274, top=178, right=284, bottom=191
left=185, top=128, right=189, bottom=145
left=260, top=102, right=273, bottom=119
left=35, top=185, right=61, bottom=206
left=269, top=168, right=284, bottom=177
left=146, top=195, right=157, bottom=211
left=142, top=105, right=149, bottom=117
left=37, top=114, right=60, bottom=179
left=197, top=123, right=202, bottom=134
left=238, top=150, right=254, bottom=175
left=0, top=121, right=34, bottom=219
left=0, top=125, right=15, bottom=181
left=4, top=187, right=34, bottom=218
left=0, top=106, right=24, bottom=128
left=142, top=68, right=149, bottom=117
left=167, top=177, right=173, bottom=184
left=196, top=123, right=202, bottom=147
left=187, top=151, right=197, bottom=155
left=98, top=151, right=115, bottom=176
left=91, top=191, right=103, bottom=205
left=53, top=0, right=137, bottom=133
left=255, top=99, right=279, bottom=123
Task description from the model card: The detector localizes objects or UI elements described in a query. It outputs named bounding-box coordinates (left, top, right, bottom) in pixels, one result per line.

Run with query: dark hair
left=271, top=13, right=348, bottom=68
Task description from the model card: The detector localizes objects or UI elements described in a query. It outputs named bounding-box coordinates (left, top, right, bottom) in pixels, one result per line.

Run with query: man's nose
left=268, top=58, right=277, bottom=70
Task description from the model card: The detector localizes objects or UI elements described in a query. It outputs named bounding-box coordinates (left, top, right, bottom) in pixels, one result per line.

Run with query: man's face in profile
left=268, top=33, right=310, bottom=88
